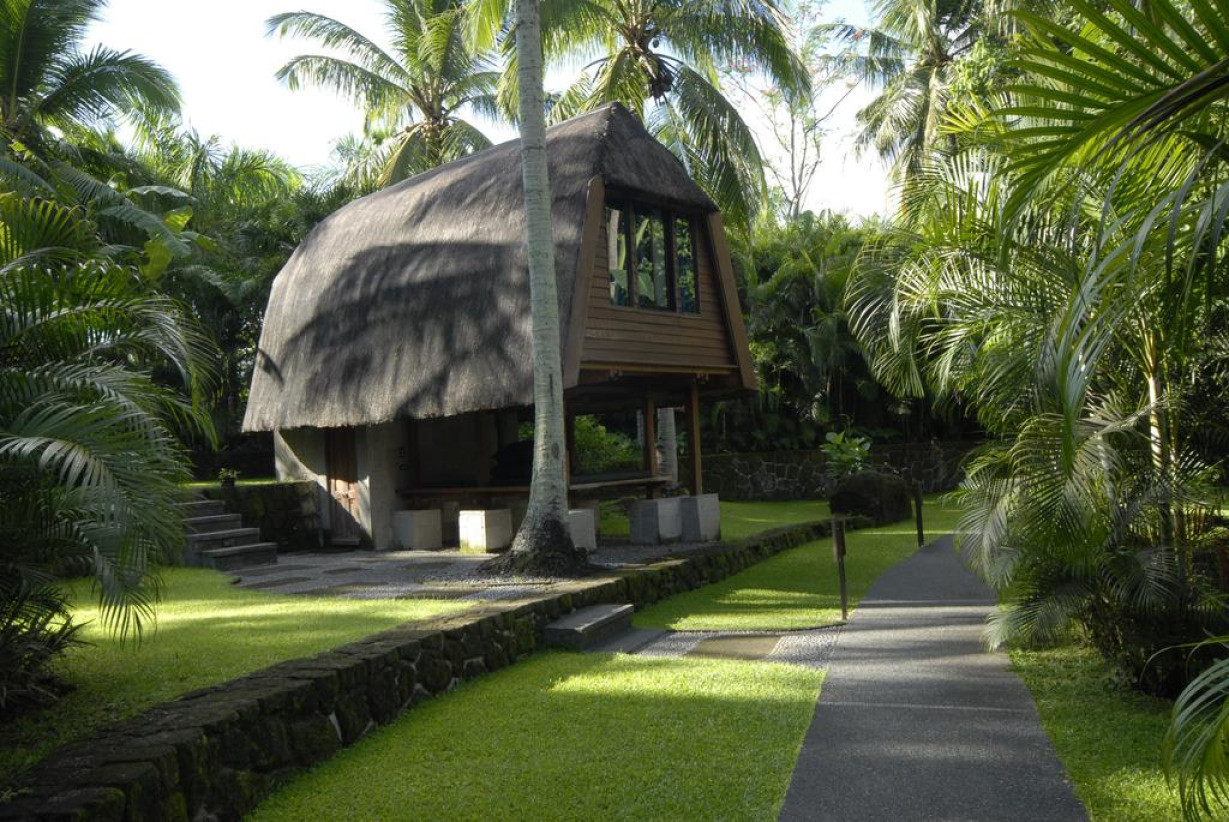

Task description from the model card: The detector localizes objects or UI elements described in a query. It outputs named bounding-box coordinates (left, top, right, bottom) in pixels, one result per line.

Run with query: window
left=606, top=205, right=631, bottom=306
left=605, top=200, right=701, bottom=315
left=674, top=216, right=699, bottom=313
left=635, top=209, right=671, bottom=310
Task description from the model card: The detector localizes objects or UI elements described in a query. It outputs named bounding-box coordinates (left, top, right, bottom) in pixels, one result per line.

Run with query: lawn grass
left=252, top=651, right=824, bottom=821
left=632, top=495, right=963, bottom=632
left=183, top=477, right=279, bottom=489
left=1011, top=644, right=1180, bottom=821
left=599, top=498, right=831, bottom=541
left=0, top=569, right=472, bottom=788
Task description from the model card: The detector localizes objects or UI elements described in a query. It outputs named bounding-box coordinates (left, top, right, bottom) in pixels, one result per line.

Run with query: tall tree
left=0, top=0, right=178, bottom=152
left=267, top=0, right=499, bottom=186
left=530, top=0, right=808, bottom=231
left=822, top=0, right=982, bottom=188
left=494, top=0, right=586, bottom=574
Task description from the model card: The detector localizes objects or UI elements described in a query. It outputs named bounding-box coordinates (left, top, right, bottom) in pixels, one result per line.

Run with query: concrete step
left=178, top=499, right=225, bottom=517
left=544, top=603, right=635, bottom=651
left=200, top=542, right=279, bottom=572
left=587, top=627, right=667, bottom=655
left=185, top=513, right=243, bottom=534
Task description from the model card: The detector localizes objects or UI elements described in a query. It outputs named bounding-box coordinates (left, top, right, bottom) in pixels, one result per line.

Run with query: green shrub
left=821, top=430, right=871, bottom=479
left=829, top=470, right=912, bottom=525
left=0, top=583, right=81, bottom=719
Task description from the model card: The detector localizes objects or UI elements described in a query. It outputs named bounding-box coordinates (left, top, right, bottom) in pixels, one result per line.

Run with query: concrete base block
left=629, top=498, right=682, bottom=545
left=573, top=499, right=603, bottom=537
left=681, top=494, right=721, bottom=542
left=568, top=508, right=597, bottom=552
left=391, top=509, right=442, bottom=550
left=459, top=509, right=513, bottom=553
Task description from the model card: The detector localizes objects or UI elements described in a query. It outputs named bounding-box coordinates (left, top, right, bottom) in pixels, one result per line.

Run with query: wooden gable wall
left=561, top=176, right=755, bottom=391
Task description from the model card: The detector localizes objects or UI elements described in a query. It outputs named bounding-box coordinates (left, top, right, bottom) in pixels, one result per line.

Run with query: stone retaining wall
left=2, top=521, right=850, bottom=821
left=688, top=441, right=977, bottom=501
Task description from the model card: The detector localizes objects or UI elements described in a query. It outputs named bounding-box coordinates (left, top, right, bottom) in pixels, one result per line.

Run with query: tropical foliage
left=268, top=0, right=499, bottom=188
left=840, top=0, right=1229, bottom=816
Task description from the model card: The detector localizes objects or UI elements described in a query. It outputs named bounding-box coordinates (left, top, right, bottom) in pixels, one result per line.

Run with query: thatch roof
left=243, top=103, right=717, bottom=432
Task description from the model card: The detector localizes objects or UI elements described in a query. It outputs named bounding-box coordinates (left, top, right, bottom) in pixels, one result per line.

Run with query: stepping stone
left=544, top=603, right=634, bottom=651
left=686, top=635, right=783, bottom=661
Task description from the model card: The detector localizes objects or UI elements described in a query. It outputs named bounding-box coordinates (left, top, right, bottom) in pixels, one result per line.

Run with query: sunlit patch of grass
left=1011, top=644, right=1180, bottom=821
left=633, top=496, right=963, bottom=632
left=0, top=568, right=471, bottom=788
left=251, top=652, right=823, bottom=821
left=600, top=498, right=831, bottom=541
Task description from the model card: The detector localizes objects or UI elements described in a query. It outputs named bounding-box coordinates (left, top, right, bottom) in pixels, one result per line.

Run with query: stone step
left=200, top=542, right=279, bottom=572
left=185, top=527, right=263, bottom=564
left=178, top=499, right=225, bottom=517
left=185, top=513, right=243, bottom=534
left=543, top=603, right=635, bottom=651
left=587, top=626, right=667, bottom=655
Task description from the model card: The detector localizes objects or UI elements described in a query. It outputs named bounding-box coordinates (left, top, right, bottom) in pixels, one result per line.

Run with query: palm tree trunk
left=500, top=0, right=583, bottom=573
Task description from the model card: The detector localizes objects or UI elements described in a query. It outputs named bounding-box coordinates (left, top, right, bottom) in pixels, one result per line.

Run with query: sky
left=85, top=0, right=890, bottom=217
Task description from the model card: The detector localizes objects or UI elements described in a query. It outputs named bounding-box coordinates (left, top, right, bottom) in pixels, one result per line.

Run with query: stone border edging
left=2, top=516, right=868, bottom=821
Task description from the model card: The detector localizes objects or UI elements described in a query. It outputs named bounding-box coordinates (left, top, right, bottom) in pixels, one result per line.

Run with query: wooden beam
left=563, top=176, right=606, bottom=388
left=704, top=212, right=757, bottom=391
left=687, top=380, right=703, bottom=495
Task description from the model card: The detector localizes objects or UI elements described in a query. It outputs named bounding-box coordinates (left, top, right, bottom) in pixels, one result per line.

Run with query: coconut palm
left=822, top=0, right=982, bottom=187
left=528, top=0, right=807, bottom=231
left=267, top=0, right=499, bottom=186
left=0, top=0, right=179, bottom=151
left=494, top=0, right=584, bottom=574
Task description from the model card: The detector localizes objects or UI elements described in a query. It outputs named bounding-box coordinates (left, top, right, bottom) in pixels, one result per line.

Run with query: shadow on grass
left=252, top=651, right=824, bottom=821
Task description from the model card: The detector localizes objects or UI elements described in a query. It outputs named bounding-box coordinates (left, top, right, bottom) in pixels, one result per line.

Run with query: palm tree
left=0, top=0, right=179, bottom=151
left=822, top=0, right=982, bottom=188
left=493, top=0, right=585, bottom=574
left=528, top=0, right=808, bottom=231
left=267, top=0, right=500, bottom=186
left=0, top=190, right=215, bottom=671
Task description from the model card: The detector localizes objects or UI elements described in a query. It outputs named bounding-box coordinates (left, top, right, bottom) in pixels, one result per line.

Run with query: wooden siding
left=581, top=218, right=736, bottom=370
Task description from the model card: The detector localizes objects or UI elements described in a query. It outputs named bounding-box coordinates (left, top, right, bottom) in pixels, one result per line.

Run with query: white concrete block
left=568, top=508, right=597, bottom=552
left=629, top=498, right=682, bottom=545
left=681, top=494, right=721, bottom=542
left=391, top=509, right=442, bottom=550
left=573, top=499, right=603, bottom=537
left=459, top=508, right=513, bottom=553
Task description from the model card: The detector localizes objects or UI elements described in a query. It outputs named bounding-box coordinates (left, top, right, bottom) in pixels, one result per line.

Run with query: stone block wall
left=1, top=520, right=845, bottom=821
left=688, top=440, right=978, bottom=501
left=202, top=482, right=321, bottom=552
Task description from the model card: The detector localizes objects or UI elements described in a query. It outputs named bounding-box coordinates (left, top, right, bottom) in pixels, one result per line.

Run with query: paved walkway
left=779, top=535, right=1087, bottom=821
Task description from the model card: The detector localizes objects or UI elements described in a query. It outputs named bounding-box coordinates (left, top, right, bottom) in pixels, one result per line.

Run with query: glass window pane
left=676, top=217, right=699, bottom=313
left=606, top=205, right=630, bottom=306
left=635, top=209, right=670, bottom=310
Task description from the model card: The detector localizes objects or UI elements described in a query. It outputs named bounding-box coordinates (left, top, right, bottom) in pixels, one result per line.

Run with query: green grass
left=599, top=498, right=831, bottom=541
left=1011, top=644, right=1180, bottom=821
left=252, top=651, right=823, bottom=821
left=183, top=477, right=279, bottom=489
left=633, top=496, right=963, bottom=632
left=0, top=569, right=472, bottom=788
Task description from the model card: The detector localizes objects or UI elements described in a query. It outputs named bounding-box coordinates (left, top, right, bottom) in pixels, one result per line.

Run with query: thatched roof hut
left=244, top=103, right=741, bottom=433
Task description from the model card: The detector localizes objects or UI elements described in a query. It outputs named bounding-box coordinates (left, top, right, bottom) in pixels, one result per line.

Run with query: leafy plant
left=1165, top=636, right=1229, bottom=821
left=821, top=430, right=871, bottom=479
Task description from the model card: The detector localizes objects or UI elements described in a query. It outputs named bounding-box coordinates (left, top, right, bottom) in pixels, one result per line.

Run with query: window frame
left=604, top=197, right=702, bottom=316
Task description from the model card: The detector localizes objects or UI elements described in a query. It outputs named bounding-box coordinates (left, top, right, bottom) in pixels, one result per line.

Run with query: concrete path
left=779, top=535, right=1087, bottom=822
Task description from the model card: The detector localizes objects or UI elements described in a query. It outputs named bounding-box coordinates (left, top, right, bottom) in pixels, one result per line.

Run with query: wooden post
left=833, top=517, right=848, bottom=621
left=643, top=398, right=658, bottom=498
left=564, top=409, right=577, bottom=483
left=687, top=380, right=703, bottom=495
left=913, top=480, right=925, bottom=547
